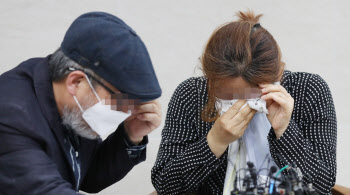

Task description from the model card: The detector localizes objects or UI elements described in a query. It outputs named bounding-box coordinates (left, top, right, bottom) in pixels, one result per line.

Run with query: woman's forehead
left=216, top=77, right=259, bottom=91
left=215, top=87, right=262, bottom=99
left=215, top=77, right=262, bottom=99
left=216, top=87, right=260, bottom=93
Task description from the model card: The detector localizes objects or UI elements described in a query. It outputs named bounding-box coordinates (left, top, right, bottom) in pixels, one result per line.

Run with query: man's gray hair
left=48, top=48, right=99, bottom=86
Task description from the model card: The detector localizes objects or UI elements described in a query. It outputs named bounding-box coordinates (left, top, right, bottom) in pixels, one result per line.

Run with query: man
left=0, top=12, right=162, bottom=194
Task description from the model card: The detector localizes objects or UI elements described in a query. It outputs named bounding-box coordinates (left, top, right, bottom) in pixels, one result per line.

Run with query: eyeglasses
left=67, top=67, right=115, bottom=95
left=67, top=67, right=141, bottom=111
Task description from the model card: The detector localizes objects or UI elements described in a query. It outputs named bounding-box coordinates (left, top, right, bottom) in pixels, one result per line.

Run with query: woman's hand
left=260, top=84, right=294, bottom=139
left=207, top=100, right=257, bottom=158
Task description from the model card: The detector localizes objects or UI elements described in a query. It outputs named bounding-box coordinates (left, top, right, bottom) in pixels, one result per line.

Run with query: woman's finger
left=265, top=98, right=274, bottom=107
left=260, top=84, right=291, bottom=98
left=241, top=109, right=257, bottom=127
left=261, top=92, right=289, bottom=108
left=222, top=99, right=247, bottom=120
left=230, top=105, right=254, bottom=127
left=232, top=109, right=256, bottom=135
left=262, top=91, right=287, bottom=101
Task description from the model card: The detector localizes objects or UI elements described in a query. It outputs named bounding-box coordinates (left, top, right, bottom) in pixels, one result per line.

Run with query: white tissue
left=216, top=98, right=269, bottom=115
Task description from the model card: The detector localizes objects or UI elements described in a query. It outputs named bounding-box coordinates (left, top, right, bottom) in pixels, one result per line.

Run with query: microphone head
left=247, top=161, right=254, bottom=168
left=270, top=166, right=277, bottom=174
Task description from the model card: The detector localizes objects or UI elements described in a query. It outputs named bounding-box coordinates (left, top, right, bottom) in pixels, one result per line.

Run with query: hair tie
left=252, top=23, right=261, bottom=32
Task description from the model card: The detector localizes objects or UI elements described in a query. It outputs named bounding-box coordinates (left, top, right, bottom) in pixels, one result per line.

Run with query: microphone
left=269, top=166, right=277, bottom=178
left=251, top=171, right=257, bottom=187
left=247, top=161, right=254, bottom=169
left=247, top=162, right=257, bottom=190
left=233, top=171, right=238, bottom=191
left=230, top=159, right=315, bottom=194
left=267, top=166, right=278, bottom=194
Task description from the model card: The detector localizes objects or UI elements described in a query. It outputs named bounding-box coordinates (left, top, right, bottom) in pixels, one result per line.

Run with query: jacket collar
left=32, top=55, right=75, bottom=174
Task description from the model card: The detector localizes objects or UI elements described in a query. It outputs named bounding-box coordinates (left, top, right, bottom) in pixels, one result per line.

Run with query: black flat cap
left=61, top=12, right=161, bottom=102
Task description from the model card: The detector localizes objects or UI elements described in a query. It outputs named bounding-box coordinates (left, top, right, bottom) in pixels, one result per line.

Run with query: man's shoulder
left=1, top=57, right=45, bottom=79
left=0, top=58, right=48, bottom=134
left=0, top=57, right=46, bottom=99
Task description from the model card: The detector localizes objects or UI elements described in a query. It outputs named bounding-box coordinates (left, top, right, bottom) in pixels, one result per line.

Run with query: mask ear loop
left=84, top=74, right=102, bottom=102
left=73, top=96, right=84, bottom=112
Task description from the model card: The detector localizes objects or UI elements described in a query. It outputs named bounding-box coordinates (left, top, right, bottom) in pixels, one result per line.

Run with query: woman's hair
left=201, top=10, right=285, bottom=122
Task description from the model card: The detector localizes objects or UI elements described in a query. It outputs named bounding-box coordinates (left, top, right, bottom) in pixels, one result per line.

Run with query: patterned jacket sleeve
left=151, top=79, right=225, bottom=195
left=268, top=74, right=337, bottom=194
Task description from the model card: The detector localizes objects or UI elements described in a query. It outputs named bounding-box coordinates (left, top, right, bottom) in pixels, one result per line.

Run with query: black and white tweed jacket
left=151, top=70, right=337, bottom=195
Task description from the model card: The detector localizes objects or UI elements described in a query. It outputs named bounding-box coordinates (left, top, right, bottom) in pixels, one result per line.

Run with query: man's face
left=61, top=73, right=140, bottom=139
left=61, top=89, right=99, bottom=139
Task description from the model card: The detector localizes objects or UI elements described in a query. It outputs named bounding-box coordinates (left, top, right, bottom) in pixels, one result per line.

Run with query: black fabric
left=151, top=71, right=337, bottom=195
left=0, top=56, right=146, bottom=195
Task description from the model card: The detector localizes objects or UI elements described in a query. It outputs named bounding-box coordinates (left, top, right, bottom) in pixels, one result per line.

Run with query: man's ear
left=66, top=71, right=86, bottom=96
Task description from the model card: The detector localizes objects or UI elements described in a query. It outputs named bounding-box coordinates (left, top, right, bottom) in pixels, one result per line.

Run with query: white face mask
left=73, top=75, right=131, bottom=139
left=215, top=98, right=269, bottom=116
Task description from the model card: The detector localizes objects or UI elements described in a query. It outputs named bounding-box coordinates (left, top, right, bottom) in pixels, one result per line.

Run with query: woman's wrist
left=207, top=131, right=229, bottom=158
left=274, top=122, right=289, bottom=139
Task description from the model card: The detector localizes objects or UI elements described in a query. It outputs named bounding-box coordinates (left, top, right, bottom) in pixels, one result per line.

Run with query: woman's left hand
left=259, top=84, right=294, bottom=139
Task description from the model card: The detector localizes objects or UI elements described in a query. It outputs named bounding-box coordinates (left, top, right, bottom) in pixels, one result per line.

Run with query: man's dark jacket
left=0, top=56, right=146, bottom=194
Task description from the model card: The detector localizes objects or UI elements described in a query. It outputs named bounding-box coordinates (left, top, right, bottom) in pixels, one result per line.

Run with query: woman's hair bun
left=236, top=10, right=262, bottom=24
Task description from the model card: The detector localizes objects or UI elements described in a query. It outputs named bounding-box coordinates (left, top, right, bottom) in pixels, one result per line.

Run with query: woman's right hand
left=207, top=99, right=257, bottom=158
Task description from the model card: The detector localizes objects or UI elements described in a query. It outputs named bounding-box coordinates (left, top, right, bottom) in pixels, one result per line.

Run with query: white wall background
left=0, top=0, right=349, bottom=194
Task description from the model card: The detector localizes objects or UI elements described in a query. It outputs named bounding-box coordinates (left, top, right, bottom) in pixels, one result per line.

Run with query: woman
left=151, top=11, right=336, bottom=195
